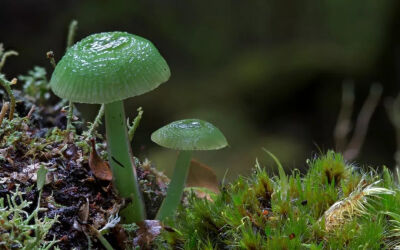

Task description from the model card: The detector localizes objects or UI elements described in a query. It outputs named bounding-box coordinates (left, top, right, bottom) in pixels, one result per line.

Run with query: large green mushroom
left=49, top=32, right=170, bottom=223
left=151, top=119, right=228, bottom=220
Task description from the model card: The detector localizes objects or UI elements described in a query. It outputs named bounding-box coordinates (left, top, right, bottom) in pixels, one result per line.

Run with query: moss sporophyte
left=49, top=32, right=170, bottom=223
left=151, top=119, right=228, bottom=221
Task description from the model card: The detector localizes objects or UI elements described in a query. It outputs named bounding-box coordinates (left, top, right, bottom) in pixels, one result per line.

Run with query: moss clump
left=157, top=151, right=399, bottom=249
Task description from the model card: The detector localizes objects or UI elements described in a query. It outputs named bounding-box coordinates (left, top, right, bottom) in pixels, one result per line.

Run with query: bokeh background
left=1, top=0, right=400, bottom=181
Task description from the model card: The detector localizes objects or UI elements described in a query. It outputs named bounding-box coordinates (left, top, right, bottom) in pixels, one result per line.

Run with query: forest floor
left=0, top=90, right=168, bottom=249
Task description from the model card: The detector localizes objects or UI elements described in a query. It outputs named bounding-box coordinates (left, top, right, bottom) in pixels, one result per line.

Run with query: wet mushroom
left=151, top=119, right=228, bottom=220
left=49, top=32, right=170, bottom=223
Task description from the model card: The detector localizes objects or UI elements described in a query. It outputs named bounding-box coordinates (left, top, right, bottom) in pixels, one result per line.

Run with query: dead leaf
left=113, top=224, right=129, bottom=249
left=62, top=131, right=75, bottom=144
left=9, top=162, right=54, bottom=185
left=133, top=220, right=162, bottom=249
left=78, top=198, right=90, bottom=223
left=186, top=159, right=220, bottom=194
left=89, top=139, right=112, bottom=181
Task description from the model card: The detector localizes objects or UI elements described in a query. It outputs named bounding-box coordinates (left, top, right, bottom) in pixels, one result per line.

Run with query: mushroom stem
left=156, top=150, right=192, bottom=221
left=104, top=100, right=145, bottom=222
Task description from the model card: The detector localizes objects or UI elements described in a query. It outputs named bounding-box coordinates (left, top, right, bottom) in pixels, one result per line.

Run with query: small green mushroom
left=151, top=119, right=228, bottom=220
left=49, top=32, right=170, bottom=223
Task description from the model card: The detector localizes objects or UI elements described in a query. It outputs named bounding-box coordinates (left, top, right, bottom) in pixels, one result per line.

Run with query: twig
left=67, top=20, right=78, bottom=49
left=334, top=81, right=354, bottom=152
left=26, top=105, right=36, bottom=119
left=343, top=84, right=383, bottom=161
left=66, top=101, right=75, bottom=132
left=65, top=20, right=78, bottom=132
left=128, top=107, right=143, bottom=142
left=0, top=102, right=9, bottom=126
left=54, top=99, right=68, bottom=111
left=0, top=75, right=16, bottom=120
left=0, top=50, right=18, bottom=72
left=87, top=104, right=105, bottom=138
left=385, top=96, right=400, bottom=167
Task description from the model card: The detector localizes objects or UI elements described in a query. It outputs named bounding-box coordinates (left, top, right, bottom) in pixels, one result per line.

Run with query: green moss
left=157, top=151, right=399, bottom=249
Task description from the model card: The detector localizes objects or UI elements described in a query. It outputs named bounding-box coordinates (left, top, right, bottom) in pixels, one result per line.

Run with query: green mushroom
left=151, top=119, right=228, bottom=221
left=49, top=32, right=170, bottom=223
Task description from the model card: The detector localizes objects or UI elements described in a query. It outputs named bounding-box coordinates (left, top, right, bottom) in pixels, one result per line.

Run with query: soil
left=0, top=91, right=168, bottom=249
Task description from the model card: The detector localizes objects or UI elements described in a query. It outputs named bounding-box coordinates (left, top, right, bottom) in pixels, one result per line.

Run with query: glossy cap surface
left=151, top=119, right=228, bottom=151
left=50, top=32, right=170, bottom=104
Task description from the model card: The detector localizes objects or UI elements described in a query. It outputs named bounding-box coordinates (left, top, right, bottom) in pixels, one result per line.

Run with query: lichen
left=0, top=186, right=58, bottom=250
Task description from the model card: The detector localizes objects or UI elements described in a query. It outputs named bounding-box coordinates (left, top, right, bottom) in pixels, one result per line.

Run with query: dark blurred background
left=1, top=0, right=400, bottom=180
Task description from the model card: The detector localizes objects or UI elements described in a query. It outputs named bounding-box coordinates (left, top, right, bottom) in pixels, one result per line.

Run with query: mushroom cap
left=50, top=32, right=170, bottom=104
left=151, top=119, right=228, bottom=151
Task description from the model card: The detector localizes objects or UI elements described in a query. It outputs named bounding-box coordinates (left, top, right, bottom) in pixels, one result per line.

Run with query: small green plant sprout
left=84, top=104, right=105, bottom=139
left=0, top=102, right=9, bottom=126
left=18, top=66, right=50, bottom=104
left=0, top=43, right=18, bottom=72
left=151, top=119, right=228, bottom=221
left=0, top=75, right=17, bottom=120
left=0, top=44, right=18, bottom=120
left=49, top=32, right=170, bottom=223
left=127, top=106, right=143, bottom=142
